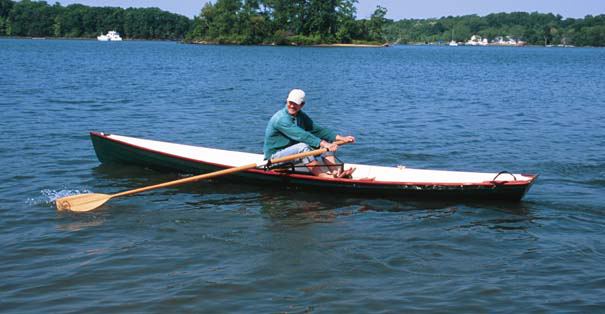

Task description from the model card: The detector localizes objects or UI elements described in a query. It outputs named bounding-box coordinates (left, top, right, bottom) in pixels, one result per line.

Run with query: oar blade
left=56, top=193, right=111, bottom=212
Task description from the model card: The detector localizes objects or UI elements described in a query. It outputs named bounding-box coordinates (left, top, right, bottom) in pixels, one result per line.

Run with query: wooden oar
left=56, top=141, right=347, bottom=212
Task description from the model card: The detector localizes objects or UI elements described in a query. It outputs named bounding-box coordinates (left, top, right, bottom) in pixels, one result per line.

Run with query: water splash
left=27, top=189, right=92, bottom=206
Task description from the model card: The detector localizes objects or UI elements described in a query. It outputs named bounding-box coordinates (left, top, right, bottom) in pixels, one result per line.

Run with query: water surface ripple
left=1, top=39, right=604, bottom=312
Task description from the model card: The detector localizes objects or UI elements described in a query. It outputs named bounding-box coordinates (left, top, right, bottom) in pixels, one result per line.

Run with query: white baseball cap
left=287, top=89, right=306, bottom=105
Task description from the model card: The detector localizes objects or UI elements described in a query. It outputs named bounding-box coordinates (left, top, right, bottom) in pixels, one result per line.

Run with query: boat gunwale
left=90, top=132, right=538, bottom=188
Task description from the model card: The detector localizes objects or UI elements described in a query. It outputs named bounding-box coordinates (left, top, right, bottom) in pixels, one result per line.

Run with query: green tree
left=0, top=0, right=12, bottom=35
left=369, top=5, right=387, bottom=40
left=9, top=0, right=55, bottom=37
left=238, top=0, right=270, bottom=43
left=213, top=0, right=241, bottom=37
left=335, top=0, right=357, bottom=43
left=0, top=0, right=13, bottom=17
left=307, top=0, right=337, bottom=38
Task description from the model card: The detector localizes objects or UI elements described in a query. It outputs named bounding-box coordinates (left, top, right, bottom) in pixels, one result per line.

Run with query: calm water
left=1, top=39, right=604, bottom=312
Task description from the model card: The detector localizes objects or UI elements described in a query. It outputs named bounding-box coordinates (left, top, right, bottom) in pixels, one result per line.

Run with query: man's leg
left=305, top=159, right=334, bottom=177
left=271, top=143, right=331, bottom=176
left=322, top=152, right=340, bottom=173
left=323, top=152, right=356, bottom=178
left=270, top=143, right=354, bottom=178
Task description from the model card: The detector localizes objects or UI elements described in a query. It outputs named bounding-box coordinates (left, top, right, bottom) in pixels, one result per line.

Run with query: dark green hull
left=90, top=132, right=537, bottom=201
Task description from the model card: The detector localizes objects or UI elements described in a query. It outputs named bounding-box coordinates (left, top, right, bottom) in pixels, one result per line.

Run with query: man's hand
left=320, top=140, right=339, bottom=152
left=336, top=135, right=356, bottom=144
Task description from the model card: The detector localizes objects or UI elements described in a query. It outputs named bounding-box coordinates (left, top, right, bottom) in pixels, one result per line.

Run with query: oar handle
left=111, top=140, right=349, bottom=199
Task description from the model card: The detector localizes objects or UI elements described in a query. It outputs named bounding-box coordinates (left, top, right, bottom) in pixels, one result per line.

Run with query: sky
left=54, top=0, right=605, bottom=20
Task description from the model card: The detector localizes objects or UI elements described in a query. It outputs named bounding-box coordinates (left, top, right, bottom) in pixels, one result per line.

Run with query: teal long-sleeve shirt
left=263, top=107, right=337, bottom=159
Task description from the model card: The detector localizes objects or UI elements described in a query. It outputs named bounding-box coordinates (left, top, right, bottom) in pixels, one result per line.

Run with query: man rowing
left=263, top=89, right=356, bottom=178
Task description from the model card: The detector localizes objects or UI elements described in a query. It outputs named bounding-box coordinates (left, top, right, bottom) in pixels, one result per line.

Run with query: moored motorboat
left=90, top=132, right=538, bottom=201
left=97, top=31, right=123, bottom=41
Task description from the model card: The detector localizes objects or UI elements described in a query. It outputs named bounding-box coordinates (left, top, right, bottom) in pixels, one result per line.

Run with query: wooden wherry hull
left=90, top=132, right=538, bottom=201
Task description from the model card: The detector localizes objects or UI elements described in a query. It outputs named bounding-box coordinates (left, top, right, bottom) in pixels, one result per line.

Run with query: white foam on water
left=27, top=189, right=92, bottom=206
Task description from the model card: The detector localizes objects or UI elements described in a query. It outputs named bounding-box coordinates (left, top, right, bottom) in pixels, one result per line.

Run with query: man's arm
left=274, top=118, right=322, bottom=148
left=335, top=135, right=355, bottom=143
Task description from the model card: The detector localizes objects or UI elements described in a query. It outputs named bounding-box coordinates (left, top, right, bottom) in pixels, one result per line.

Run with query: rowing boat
left=90, top=132, right=538, bottom=201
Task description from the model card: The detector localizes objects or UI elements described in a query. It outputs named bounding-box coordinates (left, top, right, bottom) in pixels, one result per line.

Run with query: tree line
left=0, top=0, right=388, bottom=44
left=1, top=0, right=604, bottom=46
left=384, top=12, right=605, bottom=46
left=185, top=0, right=388, bottom=44
left=0, top=0, right=191, bottom=39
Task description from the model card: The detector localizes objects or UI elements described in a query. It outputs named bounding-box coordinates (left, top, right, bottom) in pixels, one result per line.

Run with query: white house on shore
left=451, top=35, right=527, bottom=47
left=459, top=35, right=527, bottom=46
left=492, top=36, right=526, bottom=46
left=466, top=35, right=488, bottom=46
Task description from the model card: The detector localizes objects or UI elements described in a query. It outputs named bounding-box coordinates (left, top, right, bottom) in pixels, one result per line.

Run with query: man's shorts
left=269, top=143, right=334, bottom=173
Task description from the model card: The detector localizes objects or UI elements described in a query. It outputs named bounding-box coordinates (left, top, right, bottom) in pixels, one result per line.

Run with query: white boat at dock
left=97, top=31, right=123, bottom=41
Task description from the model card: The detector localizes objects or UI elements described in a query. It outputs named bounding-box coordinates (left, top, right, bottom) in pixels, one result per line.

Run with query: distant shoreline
left=312, top=43, right=390, bottom=48
left=188, top=40, right=389, bottom=48
left=0, top=37, right=386, bottom=47
left=2, top=37, right=597, bottom=48
left=0, top=36, right=179, bottom=42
